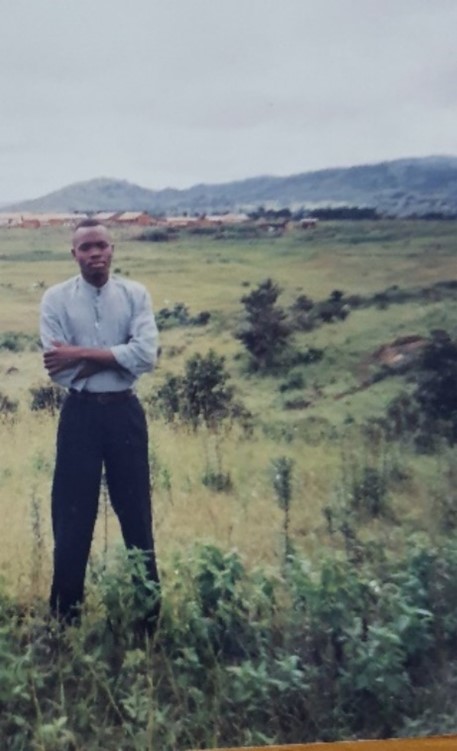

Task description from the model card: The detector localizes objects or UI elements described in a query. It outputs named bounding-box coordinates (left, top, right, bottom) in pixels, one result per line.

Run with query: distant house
left=92, top=212, right=119, bottom=224
left=206, top=213, right=249, bottom=226
left=0, top=212, right=87, bottom=228
left=299, top=217, right=319, bottom=229
left=37, top=213, right=87, bottom=227
left=0, top=213, right=23, bottom=227
left=21, top=217, right=42, bottom=229
left=114, top=212, right=155, bottom=226
left=254, top=217, right=289, bottom=235
left=165, top=216, right=201, bottom=229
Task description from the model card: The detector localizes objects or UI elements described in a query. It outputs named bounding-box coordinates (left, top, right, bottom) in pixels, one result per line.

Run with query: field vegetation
left=1, top=220, right=457, bottom=749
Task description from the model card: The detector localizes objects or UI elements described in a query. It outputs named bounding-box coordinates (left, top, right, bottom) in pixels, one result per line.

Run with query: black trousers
left=50, top=391, right=160, bottom=624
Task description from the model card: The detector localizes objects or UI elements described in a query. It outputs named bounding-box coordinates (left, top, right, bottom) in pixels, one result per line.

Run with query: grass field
left=1, top=220, right=457, bottom=748
left=1, top=220, right=457, bottom=590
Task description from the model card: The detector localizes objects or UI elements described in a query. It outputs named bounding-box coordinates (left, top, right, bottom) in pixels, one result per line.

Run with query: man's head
left=72, top=219, right=114, bottom=287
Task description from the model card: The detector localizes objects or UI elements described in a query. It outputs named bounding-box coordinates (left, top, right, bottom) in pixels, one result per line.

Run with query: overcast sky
left=1, top=0, right=456, bottom=202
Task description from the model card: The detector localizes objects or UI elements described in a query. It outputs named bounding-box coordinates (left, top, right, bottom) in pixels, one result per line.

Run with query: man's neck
left=81, top=273, right=110, bottom=289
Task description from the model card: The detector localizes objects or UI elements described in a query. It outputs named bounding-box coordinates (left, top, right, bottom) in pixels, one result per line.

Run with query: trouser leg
left=103, top=396, right=160, bottom=625
left=50, top=397, right=102, bottom=623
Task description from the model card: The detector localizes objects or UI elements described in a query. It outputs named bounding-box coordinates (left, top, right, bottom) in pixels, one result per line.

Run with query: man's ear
left=71, top=248, right=76, bottom=258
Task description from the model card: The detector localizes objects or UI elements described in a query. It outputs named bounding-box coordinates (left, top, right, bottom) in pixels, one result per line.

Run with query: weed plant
left=1, top=535, right=457, bottom=749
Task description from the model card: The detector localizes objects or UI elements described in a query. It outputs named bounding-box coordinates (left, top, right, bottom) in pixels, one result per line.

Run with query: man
left=40, top=219, right=160, bottom=630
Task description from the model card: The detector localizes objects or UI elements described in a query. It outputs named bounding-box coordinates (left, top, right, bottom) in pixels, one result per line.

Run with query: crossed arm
left=40, top=284, right=158, bottom=387
left=43, top=342, right=121, bottom=380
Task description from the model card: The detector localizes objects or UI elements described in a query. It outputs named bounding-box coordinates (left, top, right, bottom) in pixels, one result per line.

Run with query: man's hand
left=43, top=340, right=122, bottom=378
left=43, top=341, right=86, bottom=376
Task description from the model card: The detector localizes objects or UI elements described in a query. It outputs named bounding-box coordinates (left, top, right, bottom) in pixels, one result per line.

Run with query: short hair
left=74, top=218, right=108, bottom=231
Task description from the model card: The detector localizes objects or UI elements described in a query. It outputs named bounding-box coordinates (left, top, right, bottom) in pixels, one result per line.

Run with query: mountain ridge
left=6, top=156, right=457, bottom=216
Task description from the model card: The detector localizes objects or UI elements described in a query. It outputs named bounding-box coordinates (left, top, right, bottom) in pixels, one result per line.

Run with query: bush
left=236, top=279, right=293, bottom=371
left=351, top=466, right=390, bottom=518
left=0, top=332, right=40, bottom=352
left=180, top=351, right=235, bottom=429
left=415, top=331, right=457, bottom=437
left=135, top=228, right=172, bottom=242
left=0, top=391, right=18, bottom=422
left=30, top=383, right=66, bottom=414
left=279, top=372, right=305, bottom=392
left=151, top=350, right=239, bottom=430
left=155, top=303, right=211, bottom=330
left=1, top=538, right=457, bottom=747
left=152, top=374, right=181, bottom=422
left=155, top=302, right=191, bottom=329
left=201, top=469, right=233, bottom=492
left=384, top=330, right=457, bottom=451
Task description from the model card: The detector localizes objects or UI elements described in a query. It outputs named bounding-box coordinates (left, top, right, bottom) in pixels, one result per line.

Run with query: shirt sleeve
left=40, top=288, right=82, bottom=388
left=110, top=285, right=159, bottom=376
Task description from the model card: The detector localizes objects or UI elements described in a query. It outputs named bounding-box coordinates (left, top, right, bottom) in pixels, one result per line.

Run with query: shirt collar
left=78, top=275, right=112, bottom=295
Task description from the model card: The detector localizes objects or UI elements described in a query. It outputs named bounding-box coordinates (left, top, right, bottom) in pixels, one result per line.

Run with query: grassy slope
left=1, top=220, right=457, bottom=593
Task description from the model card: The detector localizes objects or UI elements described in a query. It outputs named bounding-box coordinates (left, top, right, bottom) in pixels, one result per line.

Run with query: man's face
left=72, top=225, right=113, bottom=286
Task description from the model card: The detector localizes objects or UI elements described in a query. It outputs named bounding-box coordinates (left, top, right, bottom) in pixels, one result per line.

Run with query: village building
left=205, top=212, right=250, bottom=225
left=92, top=212, right=119, bottom=224
left=114, top=211, right=156, bottom=226
left=0, top=212, right=87, bottom=228
left=299, top=217, right=319, bottom=229
left=164, top=215, right=202, bottom=229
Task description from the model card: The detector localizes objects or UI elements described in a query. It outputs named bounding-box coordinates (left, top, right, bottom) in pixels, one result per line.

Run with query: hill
left=7, top=156, right=457, bottom=216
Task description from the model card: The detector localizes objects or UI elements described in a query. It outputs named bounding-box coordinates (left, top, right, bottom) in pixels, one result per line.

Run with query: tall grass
left=1, top=533, right=457, bottom=749
left=2, top=221, right=457, bottom=746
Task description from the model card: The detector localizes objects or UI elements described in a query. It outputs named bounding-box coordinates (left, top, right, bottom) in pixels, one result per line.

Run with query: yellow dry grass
left=1, top=221, right=457, bottom=597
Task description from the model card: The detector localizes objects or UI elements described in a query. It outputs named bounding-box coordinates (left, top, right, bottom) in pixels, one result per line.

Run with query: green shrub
left=201, top=469, right=233, bottom=492
left=279, top=372, right=305, bottom=392
left=155, top=302, right=211, bottom=330
left=151, top=350, right=240, bottom=430
left=236, top=278, right=293, bottom=371
left=0, top=391, right=18, bottom=422
left=0, top=331, right=40, bottom=352
left=1, top=537, right=457, bottom=748
left=30, top=383, right=66, bottom=414
left=384, top=331, right=457, bottom=452
left=351, top=466, right=389, bottom=518
left=135, top=228, right=172, bottom=242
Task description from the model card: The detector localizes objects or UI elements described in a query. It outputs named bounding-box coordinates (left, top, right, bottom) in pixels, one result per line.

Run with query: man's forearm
left=43, top=342, right=123, bottom=377
left=79, top=348, right=119, bottom=367
left=74, top=354, right=126, bottom=380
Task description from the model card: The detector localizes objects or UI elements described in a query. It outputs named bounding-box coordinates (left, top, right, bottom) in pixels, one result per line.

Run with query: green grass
left=1, top=220, right=457, bottom=747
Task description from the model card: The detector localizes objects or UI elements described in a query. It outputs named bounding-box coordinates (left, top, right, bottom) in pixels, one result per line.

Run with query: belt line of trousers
left=50, top=392, right=160, bottom=623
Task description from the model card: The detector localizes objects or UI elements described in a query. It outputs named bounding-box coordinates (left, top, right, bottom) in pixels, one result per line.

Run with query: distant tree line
left=249, top=206, right=457, bottom=222
left=248, top=206, right=381, bottom=221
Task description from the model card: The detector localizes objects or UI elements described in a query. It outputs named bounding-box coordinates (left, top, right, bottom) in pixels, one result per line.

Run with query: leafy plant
left=0, top=331, right=40, bottom=352
left=151, top=350, right=237, bottom=430
left=278, top=371, right=305, bottom=392
left=236, top=279, right=292, bottom=371
left=201, top=468, right=233, bottom=492
left=271, top=456, right=294, bottom=562
left=30, top=383, right=65, bottom=414
left=155, top=302, right=211, bottom=330
left=0, top=391, right=18, bottom=423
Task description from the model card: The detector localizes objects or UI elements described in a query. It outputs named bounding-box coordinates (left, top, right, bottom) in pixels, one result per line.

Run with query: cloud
left=0, top=0, right=457, bottom=200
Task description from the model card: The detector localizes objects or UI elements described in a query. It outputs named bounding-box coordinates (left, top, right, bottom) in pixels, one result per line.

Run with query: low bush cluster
left=155, top=302, right=211, bottom=330
left=150, top=350, right=251, bottom=431
left=0, top=391, right=18, bottom=422
left=0, top=332, right=40, bottom=352
left=1, top=537, right=457, bottom=749
left=135, top=228, right=175, bottom=242
left=29, top=383, right=66, bottom=415
left=377, top=331, right=457, bottom=452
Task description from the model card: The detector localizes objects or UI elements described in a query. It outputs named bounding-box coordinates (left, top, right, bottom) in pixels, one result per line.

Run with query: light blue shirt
left=40, top=274, right=159, bottom=392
